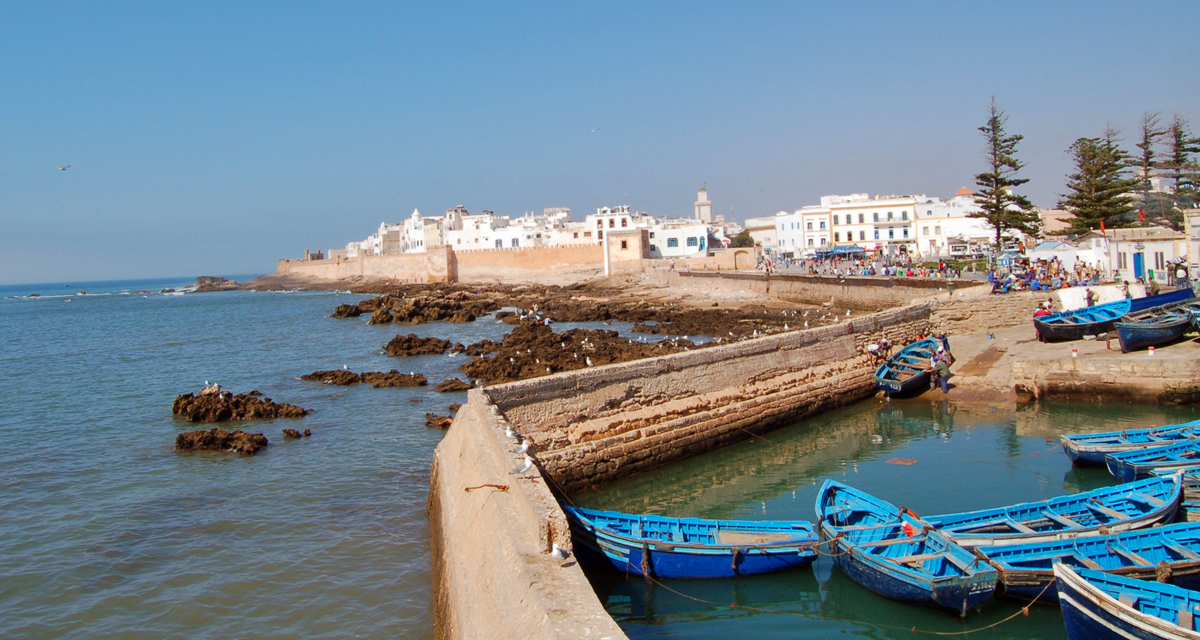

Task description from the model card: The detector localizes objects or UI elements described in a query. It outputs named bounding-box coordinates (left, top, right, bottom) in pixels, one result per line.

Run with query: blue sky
left=2, top=1, right=1197, bottom=284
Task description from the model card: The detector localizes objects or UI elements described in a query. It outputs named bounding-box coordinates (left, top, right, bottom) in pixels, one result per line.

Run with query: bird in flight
left=589, top=128, right=600, bottom=133
left=57, top=165, right=70, bottom=171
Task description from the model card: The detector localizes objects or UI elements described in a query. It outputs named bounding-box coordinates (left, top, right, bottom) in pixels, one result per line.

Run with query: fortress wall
left=482, top=302, right=933, bottom=492
left=453, top=244, right=604, bottom=282
left=275, top=247, right=453, bottom=283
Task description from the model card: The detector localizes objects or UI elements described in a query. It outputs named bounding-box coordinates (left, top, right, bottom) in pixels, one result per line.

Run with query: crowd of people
left=756, top=255, right=970, bottom=279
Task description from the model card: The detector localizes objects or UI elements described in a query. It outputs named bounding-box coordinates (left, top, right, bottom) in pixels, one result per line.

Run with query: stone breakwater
left=428, top=302, right=936, bottom=639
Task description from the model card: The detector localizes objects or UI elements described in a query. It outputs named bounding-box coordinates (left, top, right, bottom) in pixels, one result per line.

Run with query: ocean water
left=573, top=399, right=1200, bottom=639
left=4, top=278, right=1196, bottom=639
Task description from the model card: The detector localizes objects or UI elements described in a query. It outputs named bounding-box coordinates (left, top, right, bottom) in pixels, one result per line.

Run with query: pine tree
left=969, top=98, right=1040, bottom=249
left=1059, top=128, right=1140, bottom=234
left=1130, top=112, right=1172, bottom=227
left=1163, top=115, right=1200, bottom=195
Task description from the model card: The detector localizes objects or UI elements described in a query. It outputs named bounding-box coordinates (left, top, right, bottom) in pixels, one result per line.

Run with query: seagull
left=57, top=165, right=70, bottom=171
left=510, top=455, right=534, bottom=475
left=586, top=357, right=594, bottom=367
left=342, top=364, right=349, bottom=370
left=513, top=440, right=530, bottom=454
left=784, top=323, right=789, bottom=331
left=804, top=321, right=809, bottom=328
left=589, top=128, right=600, bottom=133
left=551, top=544, right=568, bottom=560
left=505, top=425, right=520, bottom=440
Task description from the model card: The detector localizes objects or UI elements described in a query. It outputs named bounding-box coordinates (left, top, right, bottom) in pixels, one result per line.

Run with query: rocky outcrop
left=331, top=303, right=363, bottom=318
left=193, top=276, right=241, bottom=293
left=436, top=378, right=473, bottom=393
left=458, top=321, right=704, bottom=385
left=336, top=288, right=502, bottom=325
left=172, top=391, right=310, bottom=422
left=426, top=413, right=453, bottom=429
left=175, top=428, right=268, bottom=454
left=383, top=334, right=452, bottom=357
left=302, top=370, right=428, bottom=387
left=282, top=428, right=312, bottom=439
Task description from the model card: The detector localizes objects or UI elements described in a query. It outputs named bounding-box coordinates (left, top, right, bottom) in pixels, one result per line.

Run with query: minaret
left=694, top=185, right=713, bottom=223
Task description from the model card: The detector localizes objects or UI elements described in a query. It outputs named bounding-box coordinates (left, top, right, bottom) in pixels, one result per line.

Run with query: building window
left=512, top=238, right=519, bottom=247
left=609, top=219, right=615, bottom=228
left=807, top=222, right=813, bottom=230
left=873, top=213, right=879, bottom=222
left=819, top=221, right=826, bottom=230
left=888, top=229, right=894, bottom=239
left=620, top=240, right=628, bottom=249
left=1155, top=252, right=1166, bottom=269
left=819, top=238, right=826, bottom=246
left=834, top=232, right=841, bottom=242
left=686, top=237, right=698, bottom=247
left=874, top=230, right=880, bottom=240
left=495, top=239, right=503, bottom=248
left=902, top=228, right=909, bottom=238
left=649, top=244, right=657, bottom=252
left=668, top=238, right=678, bottom=248
left=859, top=231, right=865, bottom=241
left=1119, top=252, right=1127, bottom=269
left=621, top=218, right=628, bottom=228
left=858, top=213, right=864, bottom=224
left=649, top=232, right=655, bottom=238
left=833, top=215, right=840, bottom=225
left=584, top=231, right=592, bottom=237
left=808, top=238, right=814, bottom=246
left=456, top=239, right=462, bottom=245
left=573, top=232, right=579, bottom=239
left=935, top=226, right=941, bottom=235
left=927, top=210, right=933, bottom=216
left=596, top=220, right=602, bottom=228
left=902, top=211, right=908, bottom=221
left=923, top=227, right=930, bottom=236
left=598, top=231, right=603, bottom=239
left=887, top=212, right=894, bottom=221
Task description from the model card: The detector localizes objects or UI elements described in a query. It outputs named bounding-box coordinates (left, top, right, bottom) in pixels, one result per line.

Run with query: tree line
left=968, top=99, right=1200, bottom=244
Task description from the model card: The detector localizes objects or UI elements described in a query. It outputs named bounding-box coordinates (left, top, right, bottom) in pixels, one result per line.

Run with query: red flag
left=1101, top=220, right=1106, bottom=235
left=1139, top=209, right=1145, bottom=222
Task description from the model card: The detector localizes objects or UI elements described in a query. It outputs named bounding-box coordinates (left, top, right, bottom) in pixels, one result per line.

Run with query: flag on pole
left=1100, top=220, right=1106, bottom=235
left=1139, top=209, right=1145, bottom=222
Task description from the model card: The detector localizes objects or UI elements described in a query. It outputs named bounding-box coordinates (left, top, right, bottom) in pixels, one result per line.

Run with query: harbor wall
left=650, top=270, right=989, bottom=310
left=1013, top=355, right=1200, bottom=404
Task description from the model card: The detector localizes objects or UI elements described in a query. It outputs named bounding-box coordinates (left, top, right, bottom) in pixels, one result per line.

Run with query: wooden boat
left=1061, top=419, right=1200, bottom=466
left=1155, top=466, right=1200, bottom=522
left=983, top=522, right=1200, bottom=604
left=1108, top=442, right=1200, bottom=482
left=815, top=480, right=997, bottom=616
left=873, top=338, right=939, bottom=397
left=562, top=505, right=819, bottom=579
left=923, top=475, right=1182, bottom=548
left=1055, top=563, right=1200, bottom=640
left=1035, top=288, right=1196, bottom=343
left=1117, top=311, right=1194, bottom=353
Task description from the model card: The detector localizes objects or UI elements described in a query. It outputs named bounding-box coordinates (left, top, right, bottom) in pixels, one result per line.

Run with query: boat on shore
left=923, top=475, right=1182, bottom=548
left=563, top=505, right=819, bottom=579
left=1061, top=419, right=1200, bottom=466
left=873, top=338, right=939, bottom=397
left=1108, top=442, right=1200, bottom=482
left=1055, top=563, right=1200, bottom=640
left=1116, top=311, right=1194, bottom=353
left=983, top=521, right=1200, bottom=604
left=815, top=480, right=997, bottom=616
left=1035, top=288, right=1195, bottom=343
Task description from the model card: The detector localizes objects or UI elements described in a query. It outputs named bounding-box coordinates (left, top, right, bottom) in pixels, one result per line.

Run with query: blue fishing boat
left=815, top=480, right=997, bottom=616
left=1035, top=288, right=1195, bottom=343
left=562, top=505, right=819, bottom=579
left=1061, top=419, right=1200, bottom=466
left=924, top=475, right=1182, bottom=548
left=1117, top=311, right=1194, bottom=353
left=1155, top=466, right=1200, bottom=522
left=873, top=338, right=939, bottom=397
left=983, top=522, right=1200, bottom=604
left=1055, top=563, right=1200, bottom=640
left=1108, top=442, right=1200, bottom=482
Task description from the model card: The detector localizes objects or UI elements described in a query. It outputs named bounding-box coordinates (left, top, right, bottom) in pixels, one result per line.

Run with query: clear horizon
left=3, top=1, right=1197, bottom=285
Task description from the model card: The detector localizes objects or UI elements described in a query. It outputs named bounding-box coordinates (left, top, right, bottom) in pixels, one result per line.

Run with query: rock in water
left=176, top=428, right=268, bottom=454
left=435, top=378, right=472, bottom=393
left=368, top=308, right=394, bottom=324
left=359, top=370, right=427, bottom=388
left=301, top=370, right=362, bottom=385
left=331, top=303, right=363, bottom=318
left=282, top=428, right=302, bottom=439
left=172, top=391, right=310, bottom=422
left=383, top=334, right=452, bottom=357
left=425, top=413, right=453, bottom=429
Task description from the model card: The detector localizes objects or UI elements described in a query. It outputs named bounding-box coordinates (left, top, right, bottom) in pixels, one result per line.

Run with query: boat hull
left=1117, top=312, right=1193, bottom=353
left=1061, top=421, right=1200, bottom=467
left=873, top=338, right=939, bottom=397
left=1055, top=564, right=1200, bottom=640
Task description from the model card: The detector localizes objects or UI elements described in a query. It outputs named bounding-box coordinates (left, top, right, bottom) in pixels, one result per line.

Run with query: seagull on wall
left=589, top=128, right=600, bottom=133
left=57, top=165, right=70, bottom=171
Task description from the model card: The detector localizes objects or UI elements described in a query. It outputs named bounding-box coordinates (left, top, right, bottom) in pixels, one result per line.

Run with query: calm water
left=573, top=399, right=1200, bottom=639
left=3, top=279, right=1196, bottom=639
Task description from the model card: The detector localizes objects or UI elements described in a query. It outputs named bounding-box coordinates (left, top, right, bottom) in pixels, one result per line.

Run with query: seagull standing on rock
left=510, top=455, right=534, bottom=475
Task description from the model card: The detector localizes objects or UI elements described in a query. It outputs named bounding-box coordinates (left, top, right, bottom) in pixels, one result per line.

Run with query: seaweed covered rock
left=383, top=334, right=452, bottom=357
left=435, top=378, right=472, bottom=393
left=331, top=303, right=363, bottom=318
left=172, top=391, right=309, bottom=422
left=301, top=370, right=361, bottom=385
left=302, top=370, right=427, bottom=388
left=175, top=428, right=268, bottom=454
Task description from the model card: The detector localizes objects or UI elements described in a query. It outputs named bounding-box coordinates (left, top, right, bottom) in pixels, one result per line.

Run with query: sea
left=2, top=277, right=1196, bottom=639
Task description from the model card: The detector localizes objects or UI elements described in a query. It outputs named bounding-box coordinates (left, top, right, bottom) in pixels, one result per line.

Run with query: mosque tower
left=694, top=185, right=713, bottom=223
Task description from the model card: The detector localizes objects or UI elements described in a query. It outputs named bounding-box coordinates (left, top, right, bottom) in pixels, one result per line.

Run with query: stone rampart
left=652, top=270, right=988, bottom=310
left=1013, top=356, right=1200, bottom=404
left=275, top=246, right=454, bottom=283
left=454, top=244, right=604, bottom=282
left=428, top=391, right=625, bottom=640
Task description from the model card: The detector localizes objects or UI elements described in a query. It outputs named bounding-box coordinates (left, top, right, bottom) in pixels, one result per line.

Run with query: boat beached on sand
left=1116, top=311, right=1194, bottom=353
left=563, top=505, right=819, bottom=579
left=1034, top=288, right=1195, bottom=343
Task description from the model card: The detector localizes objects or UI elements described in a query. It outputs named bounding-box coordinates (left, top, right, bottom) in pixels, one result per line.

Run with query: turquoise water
left=573, top=399, right=1200, bottom=639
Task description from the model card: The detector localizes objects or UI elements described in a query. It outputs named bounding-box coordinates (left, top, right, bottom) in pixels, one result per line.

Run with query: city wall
left=454, top=244, right=604, bottom=282
left=275, top=246, right=454, bottom=283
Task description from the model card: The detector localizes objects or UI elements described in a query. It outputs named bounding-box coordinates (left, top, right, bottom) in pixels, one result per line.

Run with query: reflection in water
left=573, top=398, right=1197, bottom=639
